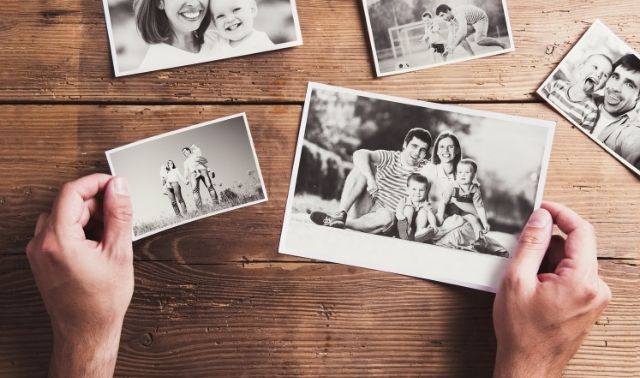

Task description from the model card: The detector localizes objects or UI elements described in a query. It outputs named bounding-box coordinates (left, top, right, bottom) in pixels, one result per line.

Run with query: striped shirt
left=543, top=80, right=599, bottom=130
left=374, top=150, right=426, bottom=211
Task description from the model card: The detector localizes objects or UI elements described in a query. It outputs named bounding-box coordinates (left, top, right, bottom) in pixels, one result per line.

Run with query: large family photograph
left=538, top=20, right=640, bottom=176
left=363, top=0, right=514, bottom=76
left=279, top=83, right=554, bottom=292
left=106, top=114, right=267, bottom=240
left=103, top=0, right=302, bottom=76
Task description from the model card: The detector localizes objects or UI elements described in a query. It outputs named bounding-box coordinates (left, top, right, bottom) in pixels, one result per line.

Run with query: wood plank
left=1, top=104, right=639, bottom=261
left=0, top=256, right=637, bottom=377
left=0, top=1, right=639, bottom=102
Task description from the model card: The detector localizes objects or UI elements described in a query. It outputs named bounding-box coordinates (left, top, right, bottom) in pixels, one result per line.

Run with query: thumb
left=102, top=177, right=133, bottom=255
left=508, top=208, right=553, bottom=285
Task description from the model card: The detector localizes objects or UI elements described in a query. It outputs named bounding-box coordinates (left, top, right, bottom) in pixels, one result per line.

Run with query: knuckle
left=519, top=231, right=548, bottom=249
left=501, top=270, right=524, bottom=292
left=110, top=203, right=133, bottom=223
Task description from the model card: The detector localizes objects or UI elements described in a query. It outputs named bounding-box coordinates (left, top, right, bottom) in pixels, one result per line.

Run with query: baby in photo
left=438, top=159, right=489, bottom=242
left=540, top=54, right=613, bottom=131
left=396, top=173, right=438, bottom=241
left=209, top=0, right=275, bottom=53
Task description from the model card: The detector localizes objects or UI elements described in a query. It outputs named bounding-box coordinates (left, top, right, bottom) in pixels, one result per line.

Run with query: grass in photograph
left=133, top=187, right=265, bottom=237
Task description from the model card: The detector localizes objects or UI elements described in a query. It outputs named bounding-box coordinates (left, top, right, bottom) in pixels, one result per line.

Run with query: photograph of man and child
left=282, top=84, right=554, bottom=263
left=103, top=0, right=302, bottom=76
left=364, top=0, right=514, bottom=76
left=538, top=20, right=640, bottom=175
left=107, top=114, right=267, bottom=240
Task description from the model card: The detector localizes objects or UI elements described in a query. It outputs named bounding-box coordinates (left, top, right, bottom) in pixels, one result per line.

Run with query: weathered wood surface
left=0, top=1, right=639, bottom=102
left=1, top=104, right=639, bottom=261
left=1, top=0, right=640, bottom=376
left=1, top=255, right=638, bottom=377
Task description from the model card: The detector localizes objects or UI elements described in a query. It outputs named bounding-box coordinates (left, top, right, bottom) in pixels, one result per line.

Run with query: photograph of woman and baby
left=280, top=84, right=554, bottom=289
left=107, top=114, right=267, bottom=240
left=102, top=0, right=302, bottom=76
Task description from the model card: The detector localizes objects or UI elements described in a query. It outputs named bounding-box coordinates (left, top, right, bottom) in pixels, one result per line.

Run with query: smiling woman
left=133, top=0, right=220, bottom=72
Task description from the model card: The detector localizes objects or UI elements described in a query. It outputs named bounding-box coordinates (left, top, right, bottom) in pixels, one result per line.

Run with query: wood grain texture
left=1, top=104, right=638, bottom=260
left=0, top=1, right=639, bottom=102
left=1, top=255, right=637, bottom=377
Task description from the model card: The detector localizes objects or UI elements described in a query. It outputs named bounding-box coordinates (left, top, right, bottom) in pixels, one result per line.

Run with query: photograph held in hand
left=279, top=83, right=555, bottom=292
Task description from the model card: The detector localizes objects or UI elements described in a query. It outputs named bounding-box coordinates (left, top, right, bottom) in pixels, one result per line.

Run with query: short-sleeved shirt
left=542, top=80, right=599, bottom=131
left=374, top=150, right=426, bottom=211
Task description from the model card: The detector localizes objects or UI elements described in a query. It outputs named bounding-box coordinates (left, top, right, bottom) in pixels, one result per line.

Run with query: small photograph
left=280, top=83, right=555, bottom=292
left=537, top=20, right=640, bottom=175
left=362, top=0, right=514, bottom=77
left=106, top=114, right=267, bottom=240
left=102, top=0, right=303, bottom=76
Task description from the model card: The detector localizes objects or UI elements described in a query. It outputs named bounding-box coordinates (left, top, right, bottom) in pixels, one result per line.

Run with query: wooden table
left=1, top=1, right=639, bottom=376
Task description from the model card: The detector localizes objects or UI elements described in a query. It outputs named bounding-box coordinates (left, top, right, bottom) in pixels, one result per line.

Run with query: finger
left=79, top=198, right=100, bottom=228
left=102, top=177, right=133, bottom=257
left=34, top=213, right=50, bottom=236
left=51, top=174, right=113, bottom=233
left=539, top=235, right=566, bottom=275
left=507, top=208, right=553, bottom=287
left=542, top=201, right=598, bottom=276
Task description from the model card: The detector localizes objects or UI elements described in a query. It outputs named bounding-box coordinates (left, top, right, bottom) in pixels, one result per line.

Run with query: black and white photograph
left=106, top=113, right=267, bottom=240
left=537, top=20, right=640, bottom=176
left=362, top=0, right=514, bottom=77
left=102, top=0, right=303, bottom=76
left=279, top=83, right=555, bottom=292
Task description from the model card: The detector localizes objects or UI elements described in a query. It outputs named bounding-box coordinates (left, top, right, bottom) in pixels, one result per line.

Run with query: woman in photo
left=133, top=0, right=227, bottom=72
left=421, top=132, right=507, bottom=255
left=160, top=160, right=189, bottom=217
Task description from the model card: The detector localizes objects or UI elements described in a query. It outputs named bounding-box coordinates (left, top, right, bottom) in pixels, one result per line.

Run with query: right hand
left=493, top=201, right=611, bottom=377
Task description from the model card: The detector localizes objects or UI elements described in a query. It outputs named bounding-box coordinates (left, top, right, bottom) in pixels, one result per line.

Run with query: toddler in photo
left=438, top=159, right=489, bottom=242
left=209, top=0, right=275, bottom=54
left=540, top=53, right=613, bottom=131
left=422, top=11, right=450, bottom=63
left=396, top=173, right=438, bottom=241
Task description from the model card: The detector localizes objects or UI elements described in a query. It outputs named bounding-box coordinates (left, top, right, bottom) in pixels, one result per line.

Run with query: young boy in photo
left=209, top=0, right=275, bottom=54
left=541, top=54, right=613, bottom=131
left=396, top=173, right=438, bottom=241
left=438, top=159, right=489, bottom=242
left=421, top=11, right=449, bottom=63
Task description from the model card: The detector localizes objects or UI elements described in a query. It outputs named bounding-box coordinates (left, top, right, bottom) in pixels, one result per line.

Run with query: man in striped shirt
left=310, top=128, right=432, bottom=234
left=435, top=4, right=507, bottom=57
left=541, top=54, right=613, bottom=131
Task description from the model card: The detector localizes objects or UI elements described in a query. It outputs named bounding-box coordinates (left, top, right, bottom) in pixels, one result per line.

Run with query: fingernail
left=527, top=208, right=550, bottom=228
left=114, top=177, right=129, bottom=196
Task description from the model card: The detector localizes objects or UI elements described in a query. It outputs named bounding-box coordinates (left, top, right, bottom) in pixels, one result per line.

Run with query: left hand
left=26, top=174, right=134, bottom=377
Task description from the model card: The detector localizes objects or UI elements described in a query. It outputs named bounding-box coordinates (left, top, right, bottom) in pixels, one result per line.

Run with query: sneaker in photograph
left=310, top=210, right=347, bottom=228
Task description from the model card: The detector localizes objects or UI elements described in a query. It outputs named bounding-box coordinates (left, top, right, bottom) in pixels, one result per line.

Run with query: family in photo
left=103, top=0, right=302, bottom=76
left=107, top=114, right=267, bottom=240
left=538, top=20, right=640, bottom=174
left=364, top=0, right=513, bottom=76
left=160, top=144, right=219, bottom=217
left=309, top=128, right=508, bottom=256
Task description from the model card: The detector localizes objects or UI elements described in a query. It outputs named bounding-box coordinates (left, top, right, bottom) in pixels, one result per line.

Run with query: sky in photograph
left=107, top=116, right=263, bottom=222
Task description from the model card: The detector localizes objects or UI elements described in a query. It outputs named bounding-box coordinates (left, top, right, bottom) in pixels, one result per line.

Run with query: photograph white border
left=279, top=82, right=555, bottom=292
left=361, top=0, right=516, bottom=77
left=106, top=113, right=269, bottom=241
left=537, top=19, right=640, bottom=177
left=101, top=0, right=304, bottom=77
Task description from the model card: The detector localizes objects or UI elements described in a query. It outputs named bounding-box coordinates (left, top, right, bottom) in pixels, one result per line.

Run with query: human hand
left=483, top=224, right=491, bottom=233
left=493, top=201, right=611, bottom=378
left=26, top=174, right=134, bottom=377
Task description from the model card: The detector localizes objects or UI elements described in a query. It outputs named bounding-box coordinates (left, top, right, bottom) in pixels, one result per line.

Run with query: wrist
left=50, top=321, right=123, bottom=378
left=494, top=347, right=562, bottom=378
